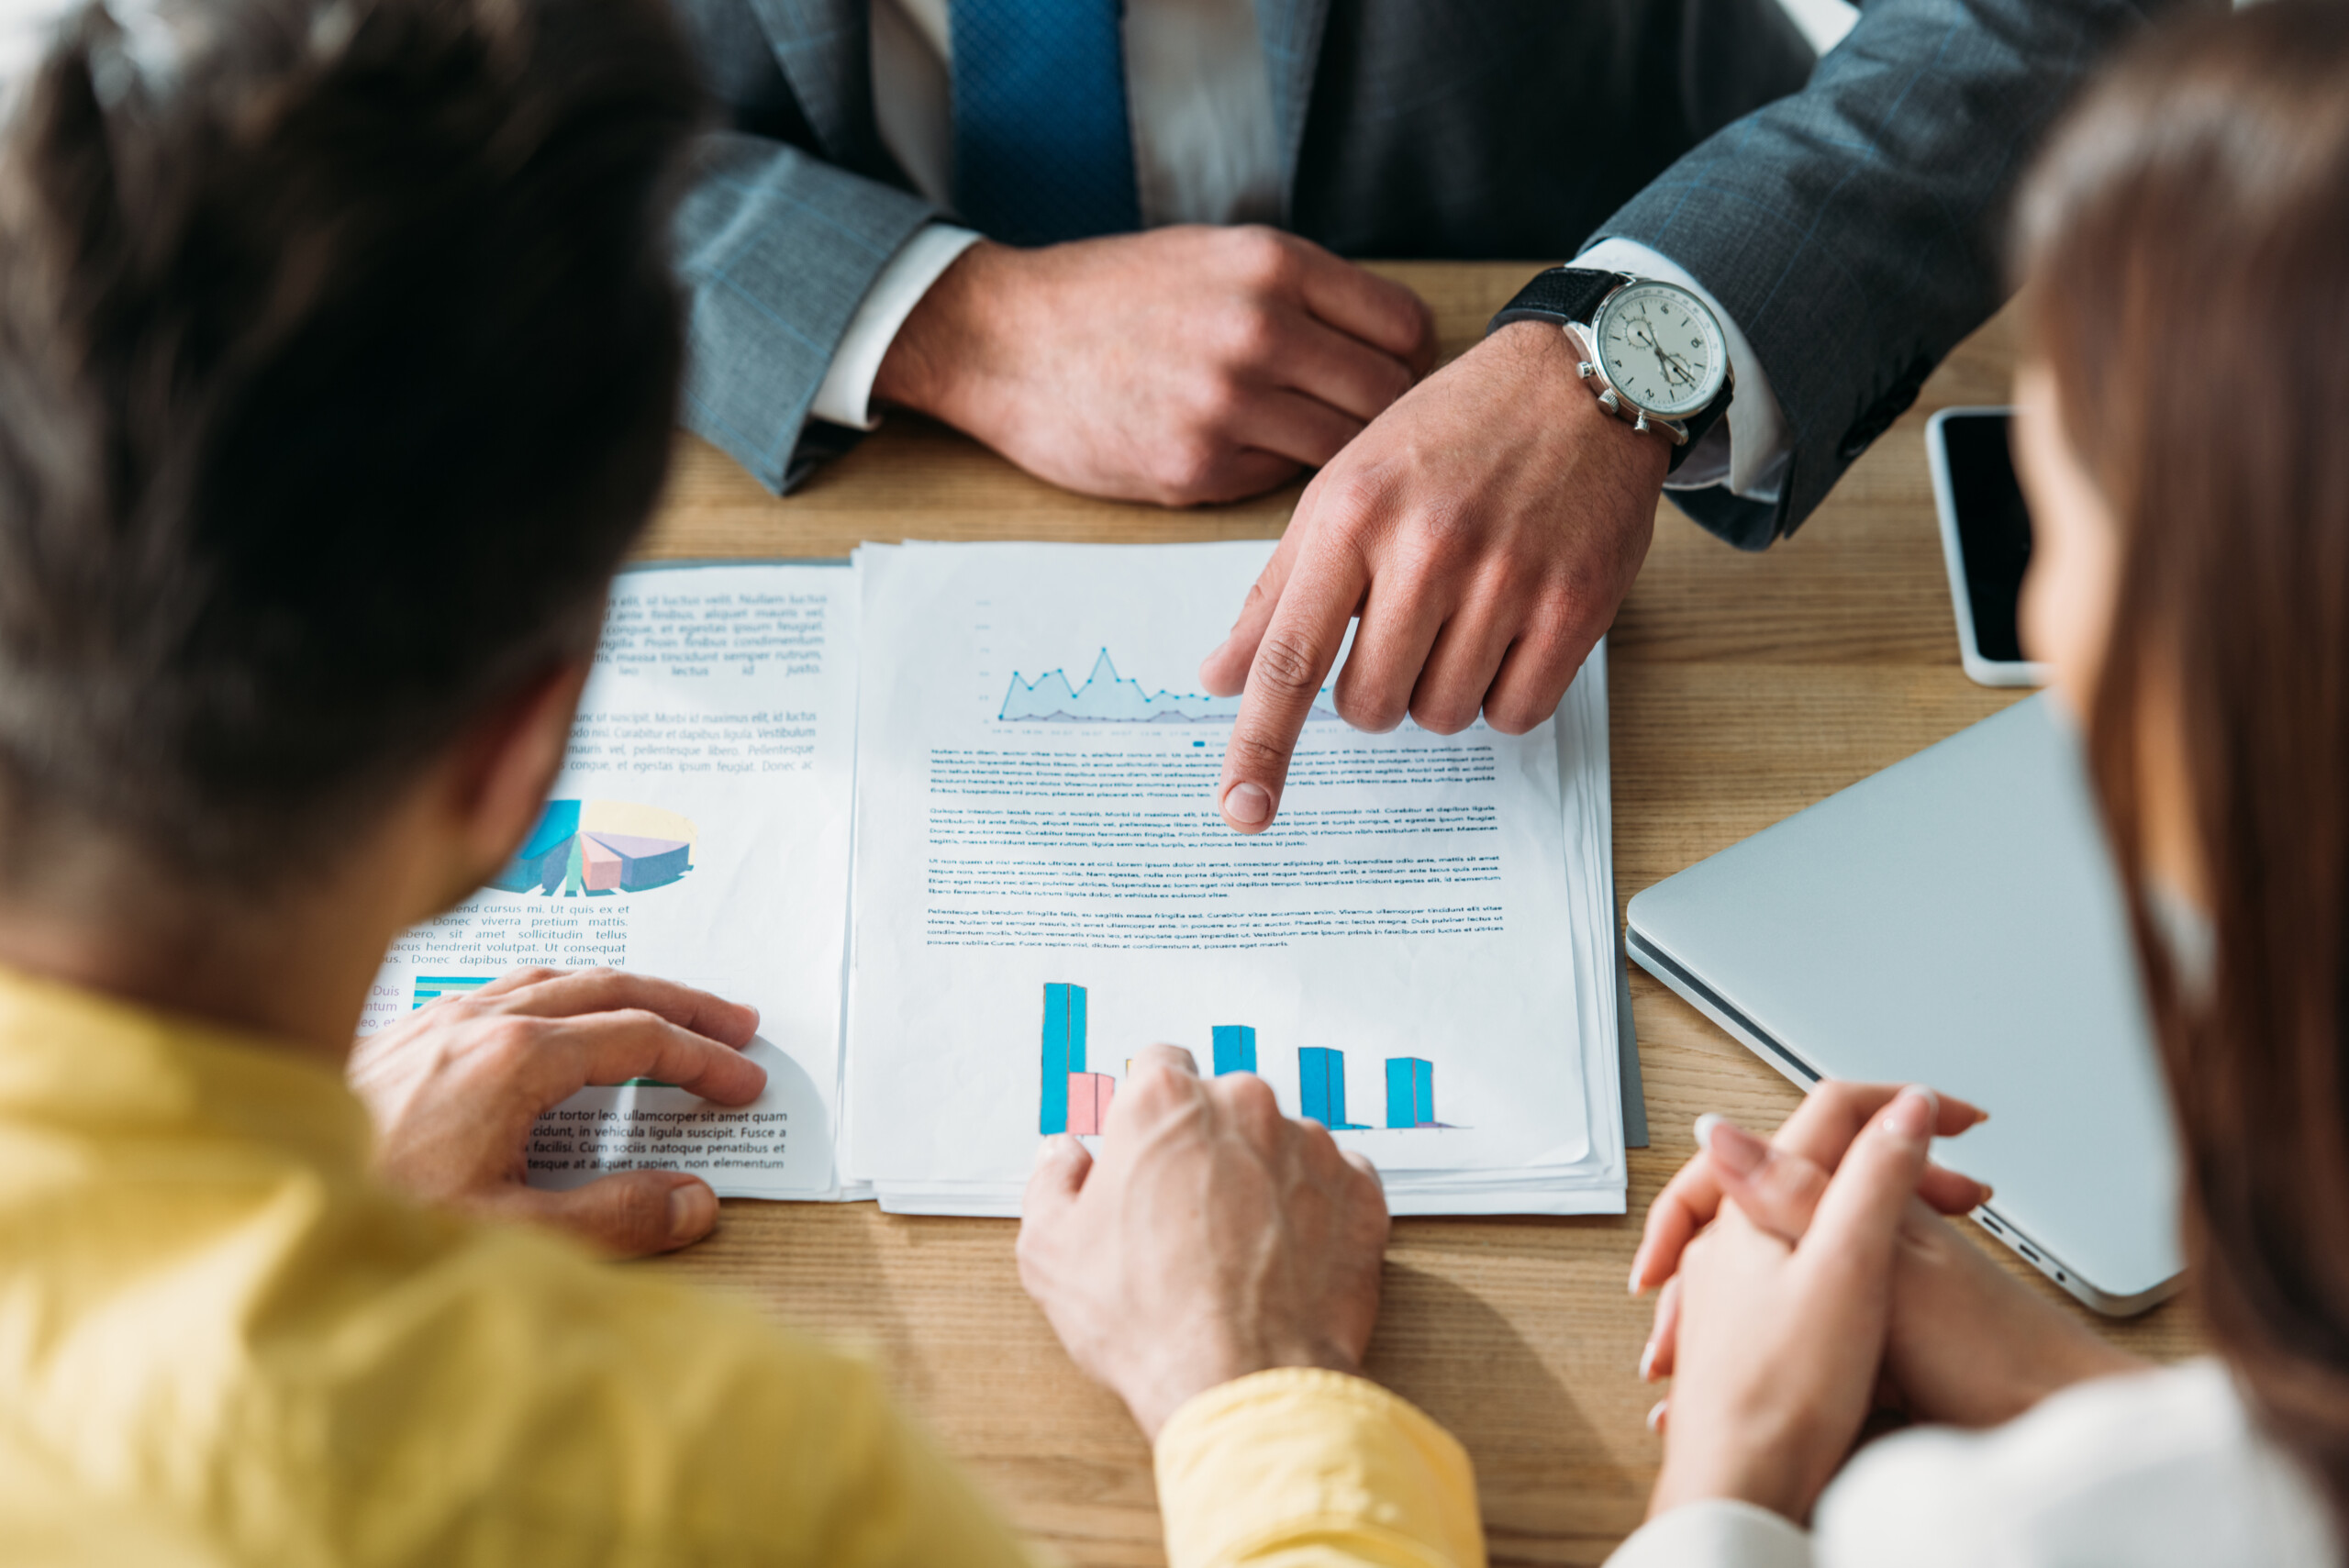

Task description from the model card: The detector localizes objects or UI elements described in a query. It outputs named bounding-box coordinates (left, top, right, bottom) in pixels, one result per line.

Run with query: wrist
left=1123, top=1333, right=1364, bottom=1440
left=1483, top=320, right=1673, bottom=486
left=873, top=239, right=1006, bottom=419
left=1648, top=1440, right=1808, bottom=1524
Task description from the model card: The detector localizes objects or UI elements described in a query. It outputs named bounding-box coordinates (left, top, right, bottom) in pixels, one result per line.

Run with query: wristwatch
left=1487, top=267, right=1733, bottom=472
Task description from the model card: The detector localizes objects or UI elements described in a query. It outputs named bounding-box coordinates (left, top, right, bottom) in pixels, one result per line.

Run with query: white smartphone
left=1926, top=406, right=2048, bottom=687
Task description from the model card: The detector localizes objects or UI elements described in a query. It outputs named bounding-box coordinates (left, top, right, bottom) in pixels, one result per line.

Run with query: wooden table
left=640, top=262, right=2199, bottom=1565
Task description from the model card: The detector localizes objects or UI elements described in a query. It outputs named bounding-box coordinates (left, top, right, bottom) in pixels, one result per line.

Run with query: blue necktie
left=951, top=0, right=1142, bottom=245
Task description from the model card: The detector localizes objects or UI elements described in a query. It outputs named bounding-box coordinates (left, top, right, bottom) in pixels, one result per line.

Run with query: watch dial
left=1595, top=283, right=1725, bottom=418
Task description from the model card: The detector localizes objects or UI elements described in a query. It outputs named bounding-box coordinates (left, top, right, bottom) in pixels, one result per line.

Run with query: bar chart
left=1299, top=1046, right=1371, bottom=1130
left=1036, top=984, right=1450, bottom=1135
left=1039, top=982, right=1091, bottom=1134
left=1386, top=1056, right=1438, bottom=1129
left=1212, top=1025, right=1257, bottom=1075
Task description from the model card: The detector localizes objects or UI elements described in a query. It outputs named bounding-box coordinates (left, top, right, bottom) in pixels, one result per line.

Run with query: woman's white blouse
left=1606, top=1360, right=2337, bottom=1566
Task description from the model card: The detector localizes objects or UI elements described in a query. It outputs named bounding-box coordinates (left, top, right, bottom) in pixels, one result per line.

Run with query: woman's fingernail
left=1639, top=1339, right=1658, bottom=1381
left=1222, top=782, right=1273, bottom=825
left=1887, top=1085, right=1939, bottom=1141
left=667, top=1183, right=718, bottom=1245
left=1628, top=1257, right=1644, bottom=1297
left=1695, top=1112, right=1767, bottom=1176
left=1645, top=1399, right=1669, bottom=1433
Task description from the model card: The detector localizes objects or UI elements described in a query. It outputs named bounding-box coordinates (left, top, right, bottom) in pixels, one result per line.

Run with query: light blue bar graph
left=1211, top=1025, right=1257, bottom=1075
left=1298, top=1046, right=1368, bottom=1130
left=1040, top=982, right=1088, bottom=1134
left=1385, top=1057, right=1435, bottom=1129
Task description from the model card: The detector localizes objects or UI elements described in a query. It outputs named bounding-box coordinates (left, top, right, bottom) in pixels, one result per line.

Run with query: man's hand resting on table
left=874, top=227, right=1436, bottom=507
left=1017, top=1044, right=1391, bottom=1439
left=1201, top=319, right=1668, bottom=833
left=348, top=968, right=765, bottom=1258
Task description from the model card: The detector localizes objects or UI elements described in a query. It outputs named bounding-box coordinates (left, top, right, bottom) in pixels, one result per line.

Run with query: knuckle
left=1409, top=696, right=1476, bottom=736
left=1225, top=225, right=1296, bottom=287
left=1483, top=696, right=1546, bottom=736
left=1154, top=437, right=1225, bottom=503
left=602, top=1180, right=674, bottom=1245
left=1316, top=473, right=1386, bottom=534
left=1250, top=630, right=1323, bottom=696
left=1217, top=1071, right=1283, bottom=1131
left=1224, top=728, right=1296, bottom=775
left=480, top=1017, right=547, bottom=1064
left=1215, top=305, right=1283, bottom=364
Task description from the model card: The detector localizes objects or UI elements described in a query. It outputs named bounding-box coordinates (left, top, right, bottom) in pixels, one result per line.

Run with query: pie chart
left=491, top=799, right=699, bottom=896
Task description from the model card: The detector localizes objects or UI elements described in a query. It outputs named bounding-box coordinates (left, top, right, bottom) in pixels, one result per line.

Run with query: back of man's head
left=0, top=0, right=700, bottom=897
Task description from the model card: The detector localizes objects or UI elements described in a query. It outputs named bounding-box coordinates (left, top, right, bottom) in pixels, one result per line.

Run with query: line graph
left=998, top=650, right=1337, bottom=724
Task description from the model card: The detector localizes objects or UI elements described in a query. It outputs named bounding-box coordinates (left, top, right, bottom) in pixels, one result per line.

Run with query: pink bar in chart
left=1066, top=1071, right=1117, bottom=1135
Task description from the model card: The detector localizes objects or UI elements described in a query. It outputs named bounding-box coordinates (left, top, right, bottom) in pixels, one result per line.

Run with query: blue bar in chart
left=1040, top=982, right=1089, bottom=1134
left=1386, top=1057, right=1436, bottom=1129
left=1212, top=1025, right=1257, bottom=1075
left=1298, top=1046, right=1369, bottom=1130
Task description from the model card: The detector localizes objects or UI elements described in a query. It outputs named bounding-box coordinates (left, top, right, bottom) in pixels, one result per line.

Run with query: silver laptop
left=1625, top=695, right=2181, bottom=1315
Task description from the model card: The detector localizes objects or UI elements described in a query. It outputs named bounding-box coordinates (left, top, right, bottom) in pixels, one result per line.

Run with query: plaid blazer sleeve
left=673, top=133, right=936, bottom=495
left=1590, top=0, right=2215, bottom=550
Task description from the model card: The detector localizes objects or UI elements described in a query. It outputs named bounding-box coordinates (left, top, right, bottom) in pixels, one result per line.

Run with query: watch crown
left=1576, top=361, right=1595, bottom=380
left=1598, top=389, right=1620, bottom=412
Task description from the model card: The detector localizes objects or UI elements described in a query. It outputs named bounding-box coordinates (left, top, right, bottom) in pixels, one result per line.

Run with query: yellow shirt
left=0, top=969, right=1484, bottom=1567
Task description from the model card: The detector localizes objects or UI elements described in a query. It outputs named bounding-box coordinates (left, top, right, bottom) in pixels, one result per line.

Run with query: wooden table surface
left=639, top=261, right=2199, bottom=1565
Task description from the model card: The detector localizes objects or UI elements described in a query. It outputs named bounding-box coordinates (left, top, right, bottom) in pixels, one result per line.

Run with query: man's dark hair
left=0, top=0, right=702, bottom=891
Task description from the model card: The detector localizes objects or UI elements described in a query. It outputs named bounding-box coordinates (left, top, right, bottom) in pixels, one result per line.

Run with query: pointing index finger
left=1219, top=543, right=1364, bottom=834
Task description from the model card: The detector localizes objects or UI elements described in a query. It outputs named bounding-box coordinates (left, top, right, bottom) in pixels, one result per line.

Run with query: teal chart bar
left=1211, top=1024, right=1257, bottom=1075
left=1385, top=1056, right=1437, bottom=1129
left=1039, top=982, right=1088, bottom=1134
left=1298, top=1046, right=1369, bottom=1130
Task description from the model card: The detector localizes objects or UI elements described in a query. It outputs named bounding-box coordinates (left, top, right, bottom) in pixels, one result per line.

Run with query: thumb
left=1021, top=1132, right=1094, bottom=1224
left=1797, top=1086, right=1939, bottom=1301
left=497, top=1171, right=719, bottom=1258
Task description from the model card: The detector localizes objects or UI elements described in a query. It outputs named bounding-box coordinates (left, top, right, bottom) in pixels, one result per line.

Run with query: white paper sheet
left=363, top=562, right=859, bottom=1197
left=841, top=542, right=1592, bottom=1201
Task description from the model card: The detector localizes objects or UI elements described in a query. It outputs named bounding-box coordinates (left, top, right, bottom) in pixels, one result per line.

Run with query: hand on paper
left=1643, top=1087, right=1943, bottom=1521
left=1633, top=1082, right=2143, bottom=1433
left=1016, top=1044, right=1390, bottom=1440
left=874, top=228, right=1435, bottom=507
left=1200, top=320, right=1665, bottom=833
left=348, top=967, right=765, bottom=1257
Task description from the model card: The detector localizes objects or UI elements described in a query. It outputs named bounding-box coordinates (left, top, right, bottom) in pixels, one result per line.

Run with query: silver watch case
left=1564, top=276, right=1731, bottom=447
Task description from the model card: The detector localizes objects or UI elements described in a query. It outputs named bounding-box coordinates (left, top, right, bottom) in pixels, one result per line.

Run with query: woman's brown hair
left=2017, top=0, right=2349, bottom=1535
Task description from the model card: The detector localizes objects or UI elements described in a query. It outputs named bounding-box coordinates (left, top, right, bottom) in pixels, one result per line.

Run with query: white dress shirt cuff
left=1569, top=238, right=1791, bottom=505
left=809, top=222, right=984, bottom=430
left=1604, top=1499, right=1814, bottom=1568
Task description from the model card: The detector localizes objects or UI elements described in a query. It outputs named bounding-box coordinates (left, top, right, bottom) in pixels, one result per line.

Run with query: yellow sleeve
left=1152, top=1368, right=1486, bottom=1568
left=312, top=1222, right=1047, bottom=1568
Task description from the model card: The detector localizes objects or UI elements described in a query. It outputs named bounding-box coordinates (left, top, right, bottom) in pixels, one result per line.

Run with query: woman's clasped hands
left=1630, top=1082, right=2147, bottom=1524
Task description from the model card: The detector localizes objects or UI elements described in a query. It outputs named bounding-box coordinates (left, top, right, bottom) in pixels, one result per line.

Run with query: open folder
left=365, top=541, right=1627, bottom=1216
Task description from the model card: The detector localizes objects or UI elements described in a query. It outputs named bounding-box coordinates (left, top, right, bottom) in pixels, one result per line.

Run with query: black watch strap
left=1486, top=265, right=1734, bottom=474
left=1486, top=266, right=1620, bottom=333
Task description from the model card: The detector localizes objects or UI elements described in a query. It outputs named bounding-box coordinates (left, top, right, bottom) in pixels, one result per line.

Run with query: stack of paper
left=843, top=542, right=1623, bottom=1215
left=364, top=541, right=1626, bottom=1217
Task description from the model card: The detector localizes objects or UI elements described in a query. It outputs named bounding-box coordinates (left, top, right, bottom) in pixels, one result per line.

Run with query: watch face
left=1593, top=282, right=1727, bottom=419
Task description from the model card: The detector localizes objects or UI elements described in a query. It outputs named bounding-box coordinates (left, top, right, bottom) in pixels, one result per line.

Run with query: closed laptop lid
left=1627, top=695, right=2181, bottom=1305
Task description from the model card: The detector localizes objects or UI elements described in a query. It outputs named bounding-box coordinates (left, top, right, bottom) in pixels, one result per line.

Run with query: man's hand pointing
left=1199, top=320, right=1668, bottom=833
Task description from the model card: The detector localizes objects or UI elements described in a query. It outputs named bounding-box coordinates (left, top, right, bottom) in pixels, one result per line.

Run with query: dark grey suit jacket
left=673, top=0, right=2194, bottom=545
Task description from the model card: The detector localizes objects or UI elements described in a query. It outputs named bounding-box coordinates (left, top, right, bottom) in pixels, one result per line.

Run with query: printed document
left=365, top=542, right=1625, bottom=1214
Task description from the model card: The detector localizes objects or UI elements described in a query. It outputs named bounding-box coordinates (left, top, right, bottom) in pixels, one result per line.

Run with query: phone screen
left=1940, top=411, right=2033, bottom=665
